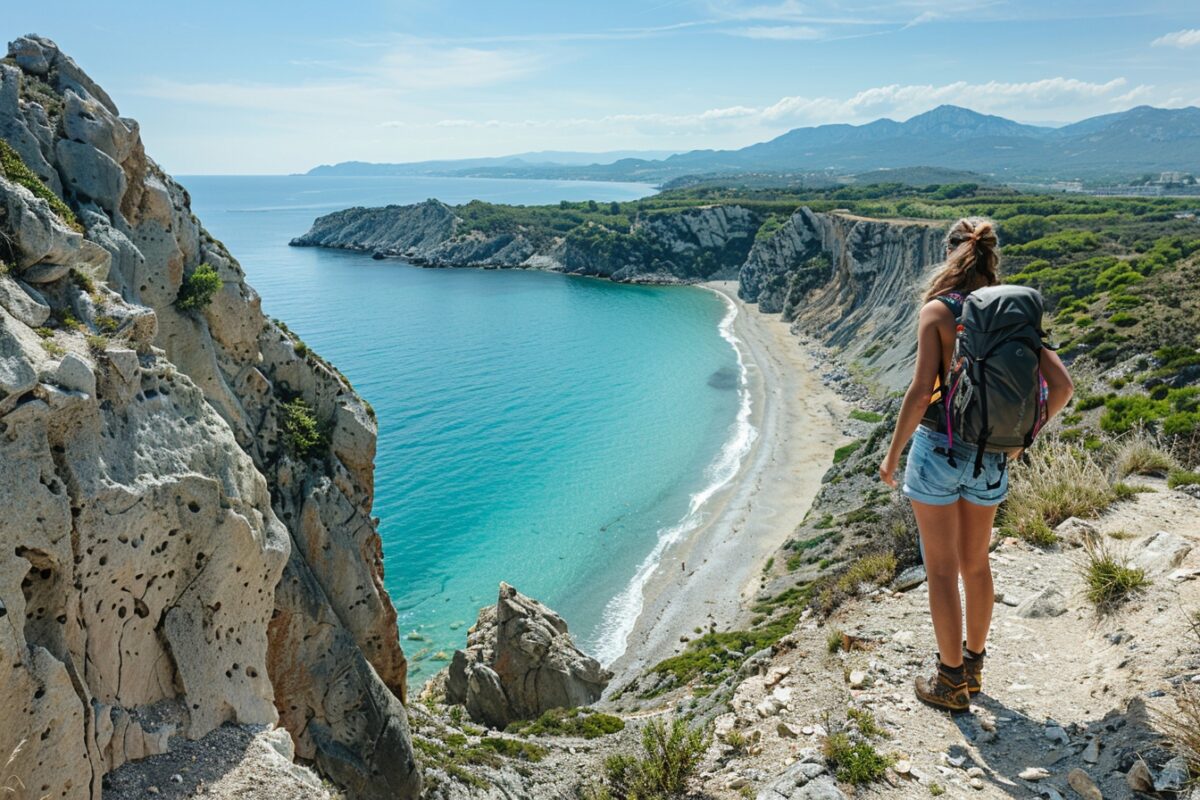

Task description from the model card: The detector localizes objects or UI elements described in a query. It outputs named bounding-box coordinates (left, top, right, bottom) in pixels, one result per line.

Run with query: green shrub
left=69, top=268, right=95, bottom=293
left=849, top=409, right=884, bottom=424
left=279, top=397, right=326, bottom=459
left=834, top=440, right=863, bottom=463
left=1102, top=388, right=1200, bottom=435
left=473, top=737, right=546, bottom=762
left=601, top=719, right=708, bottom=800
left=822, top=732, right=892, bottom=785
left=0, top=139, right=81, bottom=230
left=507, top=707, right=625, bottom=739
left=834, top=552, right=896, bottom=594
left=175, top=263, right=223, bottom=311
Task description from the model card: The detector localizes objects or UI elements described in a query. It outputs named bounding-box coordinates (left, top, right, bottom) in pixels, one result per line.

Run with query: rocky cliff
left=291, top=199, right=761, bottom=284
left=739, top=207, right=946, bottom=390
left=0, top=35, right=418, bottom=799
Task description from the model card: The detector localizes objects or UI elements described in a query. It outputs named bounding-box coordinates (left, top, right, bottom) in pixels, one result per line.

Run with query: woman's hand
left=879, top=453, right=900, bottom=488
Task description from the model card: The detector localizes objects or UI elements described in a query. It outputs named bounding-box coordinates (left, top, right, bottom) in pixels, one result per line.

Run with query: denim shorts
left=902, top=425, right=1009, bottom=507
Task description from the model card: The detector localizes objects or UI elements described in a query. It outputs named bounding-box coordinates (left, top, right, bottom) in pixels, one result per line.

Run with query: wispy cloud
left=137, top=39, right=542, bottom=112
left=1152, top=29, right=1200, bottom=48
left=728, top=25, right=824, bottom=39
left=410, top=76, right=1148, bottom=134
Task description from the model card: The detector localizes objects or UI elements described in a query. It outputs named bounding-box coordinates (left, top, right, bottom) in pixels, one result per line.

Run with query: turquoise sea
left=183, top=175, right=748, bottom=684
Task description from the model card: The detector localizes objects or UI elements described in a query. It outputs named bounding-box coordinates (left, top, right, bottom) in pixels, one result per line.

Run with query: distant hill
left=314, top=105, right=1200, bottom=185
left=304, top=149, right=680, bottom=177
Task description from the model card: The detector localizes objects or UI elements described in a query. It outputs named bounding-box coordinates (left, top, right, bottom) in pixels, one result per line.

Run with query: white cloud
left=1152, top=29, right=1200, bottom=48
left=421, top=76, right=1149, bottom=135
left=707, top=0, right=812, bottom=22
left=728, top=25, right=823, bottom=39
left=136, top=38, right=542, bottom=113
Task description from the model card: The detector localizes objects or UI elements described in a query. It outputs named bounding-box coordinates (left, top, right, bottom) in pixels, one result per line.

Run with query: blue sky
left=6, top=1, right=1198, bottom=173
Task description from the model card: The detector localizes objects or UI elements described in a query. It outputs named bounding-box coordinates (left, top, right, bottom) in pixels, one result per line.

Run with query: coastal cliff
left=0, top=35, right=418, bottom=799
left=739, top=207, right=945, bottom=390
left=291, top=199, right=762, bottom=283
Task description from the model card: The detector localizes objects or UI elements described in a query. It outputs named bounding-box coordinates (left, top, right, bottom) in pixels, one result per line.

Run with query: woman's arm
left=1039, top=347, right=1074, bottom=420
left=880, top=301, right=950, bottom=488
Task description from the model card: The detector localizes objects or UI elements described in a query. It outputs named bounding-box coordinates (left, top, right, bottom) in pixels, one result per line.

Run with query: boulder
left=53, top=351, right=95, bottom=396
left=446, top=582, right=612, bottom=728
left=0, top=275, right=50, bottom=327
left=1131, top=531, right=1192, bottom=576
left=1015, top=587, right=1068, bottom=619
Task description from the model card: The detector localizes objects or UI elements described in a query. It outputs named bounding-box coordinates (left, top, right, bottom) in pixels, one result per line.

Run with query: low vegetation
left=506, top=707, right=624, bottom=739
left=1168, top=469, right=1200, bottom=489
left=0, top=139, right=81, bottom=230
left=1079, top=539, right=1149, bottom=610
left=1156, top=685, right=1200, bottom=785
left=175, top=263, right=223, bottom=311
left=1112, top=431, right=1178, bottom=478
left=279, top=397, right=327, bottom=459
left=999, top=437, right=1121, bottom=546
left=822, top=709, right=893, bottom=785
left=591, top=719, right=708, bottom=800
left=412, top=730, right=546, bottom=791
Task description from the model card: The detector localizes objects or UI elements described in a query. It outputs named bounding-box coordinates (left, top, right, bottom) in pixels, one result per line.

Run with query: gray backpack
left=940, top=285, right=1051, bottom=479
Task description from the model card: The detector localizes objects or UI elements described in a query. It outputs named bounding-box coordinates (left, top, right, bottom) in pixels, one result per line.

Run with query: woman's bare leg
left=957, top=499, right=998, bottom=654
left=911, top=500, right=963, bottom=667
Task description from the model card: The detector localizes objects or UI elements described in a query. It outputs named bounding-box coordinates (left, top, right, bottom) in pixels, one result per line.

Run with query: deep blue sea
left=183, top=175, right=747, bottom=685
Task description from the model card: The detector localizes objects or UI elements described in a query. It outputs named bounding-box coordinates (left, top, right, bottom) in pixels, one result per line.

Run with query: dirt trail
left=698, top=477, right=1200, bottom=799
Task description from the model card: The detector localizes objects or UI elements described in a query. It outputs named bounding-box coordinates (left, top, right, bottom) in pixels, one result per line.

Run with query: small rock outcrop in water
left=0, top=35, right=418, bottom=798
left=446, top=583, right=613, bottom=728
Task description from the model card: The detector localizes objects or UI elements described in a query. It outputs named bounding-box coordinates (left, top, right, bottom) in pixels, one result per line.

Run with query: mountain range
left=307, top=105, right=1200, bottom=185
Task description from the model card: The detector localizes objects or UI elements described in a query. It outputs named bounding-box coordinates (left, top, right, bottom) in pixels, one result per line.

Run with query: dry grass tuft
left=1000, top=438, right=1118, bottom=546
left=1112, top=430, right=1177, bottom=479
left=1155, top=684, right=1200, bottom=784
left=1078, top=538, right=1149, bottom=610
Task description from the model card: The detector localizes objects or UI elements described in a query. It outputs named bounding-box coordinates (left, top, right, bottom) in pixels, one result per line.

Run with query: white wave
left=591, top=290, right=758, bottom=666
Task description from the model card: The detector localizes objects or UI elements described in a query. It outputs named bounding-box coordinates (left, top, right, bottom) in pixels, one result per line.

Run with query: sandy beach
left=606, top=280, right=850, bottom=688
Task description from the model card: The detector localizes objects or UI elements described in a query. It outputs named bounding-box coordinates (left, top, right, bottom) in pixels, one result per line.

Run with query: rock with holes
left=446, top=582, right=612, bottom=728
left=1, top=35, right=420, bottom=800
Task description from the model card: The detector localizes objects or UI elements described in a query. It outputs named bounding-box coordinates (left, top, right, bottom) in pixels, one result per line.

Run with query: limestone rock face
left=446, top=583, right=612, bottom=728
left=0, top=35, right=418, bottom=799
left=739, top=207, right=945, bottom=390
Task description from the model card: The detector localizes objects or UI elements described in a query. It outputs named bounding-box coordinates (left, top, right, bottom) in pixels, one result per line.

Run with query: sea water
left=184, top=175, right=747, bottom=685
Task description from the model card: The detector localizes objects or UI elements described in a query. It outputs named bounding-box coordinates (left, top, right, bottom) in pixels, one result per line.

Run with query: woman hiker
left=878, top=217, right=1074, bottom=712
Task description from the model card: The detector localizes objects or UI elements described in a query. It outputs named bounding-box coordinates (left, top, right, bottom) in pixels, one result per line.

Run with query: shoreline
left=605, top=280, right=849, bottom=689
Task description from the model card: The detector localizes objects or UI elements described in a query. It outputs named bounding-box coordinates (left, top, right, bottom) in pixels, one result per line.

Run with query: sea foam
left=591, top=289, right=758, bottom=666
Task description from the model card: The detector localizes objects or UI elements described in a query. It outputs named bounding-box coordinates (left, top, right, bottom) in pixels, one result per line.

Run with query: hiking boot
left=915, top=660, right=970, bottom=712
left=963, top=645, right=985, bottom=695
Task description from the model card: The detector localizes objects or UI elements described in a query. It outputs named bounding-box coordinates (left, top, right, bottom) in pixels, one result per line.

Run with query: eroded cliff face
left=740, top=207, right=946, bottom=390
left=291, top=200, right=761, bottom=284
left=0, top=35, right=418, bottom=799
